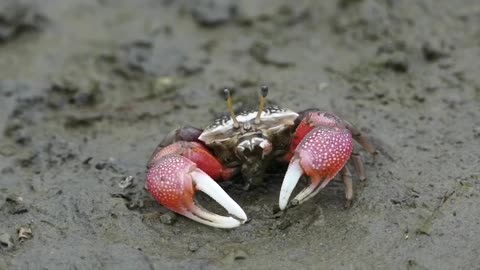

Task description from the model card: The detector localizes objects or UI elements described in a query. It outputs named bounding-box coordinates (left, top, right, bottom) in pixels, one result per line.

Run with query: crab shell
left=197, top=106, right=299, bottom=181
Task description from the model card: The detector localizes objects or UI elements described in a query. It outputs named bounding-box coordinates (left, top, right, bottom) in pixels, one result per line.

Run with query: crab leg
left=147, top=141, right=245, bottom=228
left=341, top=166, right=353, bottom=208
left=351, top=152, right=366, bottom=181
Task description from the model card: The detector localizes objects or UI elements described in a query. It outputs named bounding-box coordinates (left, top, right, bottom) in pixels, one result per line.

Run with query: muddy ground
left=0, top=0, right=479, bottom=269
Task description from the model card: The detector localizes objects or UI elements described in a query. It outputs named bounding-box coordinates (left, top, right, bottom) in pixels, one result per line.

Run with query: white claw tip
left=279, top=158, right=304, bottom=210
left=191, top=170, right=247, bottom=228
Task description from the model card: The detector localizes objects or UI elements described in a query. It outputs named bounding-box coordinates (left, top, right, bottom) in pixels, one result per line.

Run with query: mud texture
left=1, top=0, right=480, bottom=269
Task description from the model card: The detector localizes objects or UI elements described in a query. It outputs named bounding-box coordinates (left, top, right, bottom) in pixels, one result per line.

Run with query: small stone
left=160, top=212, right=177, bottom=225
left=188, top=242, right=199, bottom=252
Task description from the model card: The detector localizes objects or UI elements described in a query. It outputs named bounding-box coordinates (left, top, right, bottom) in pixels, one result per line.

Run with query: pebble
left=188, top=242, right=199, bottom=252
left=160, top=212, right=177, bottom=225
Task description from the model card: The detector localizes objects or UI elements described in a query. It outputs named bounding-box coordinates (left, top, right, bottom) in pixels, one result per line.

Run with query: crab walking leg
left=351, top=152, right=366, bottom=181
left=341, top=166, right=353, bottom=208
left=146, top=155, right=247, bottom=228
left=279, top=127, right=353, bottom=210
left=344, top=120, right=378, bottom=159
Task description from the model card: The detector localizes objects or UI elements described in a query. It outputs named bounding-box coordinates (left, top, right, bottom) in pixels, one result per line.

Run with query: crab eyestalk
left=255, top=85, right=269, bottom=124
left=223, top=88, right=240, bottom=129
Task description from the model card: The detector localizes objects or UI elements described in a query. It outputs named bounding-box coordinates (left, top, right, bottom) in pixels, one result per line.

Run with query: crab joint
left=255, top=85, right=269, bottom=124
left=223, top=88, right=240, bottom=128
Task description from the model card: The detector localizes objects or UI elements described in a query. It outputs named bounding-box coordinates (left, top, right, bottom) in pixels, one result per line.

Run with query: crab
left=146, top=86, right=377, bottom=228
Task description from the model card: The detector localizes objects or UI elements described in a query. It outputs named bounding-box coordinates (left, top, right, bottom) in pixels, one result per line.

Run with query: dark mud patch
left=0, top=0, right=48, bottom=43
left=1, top=0, right=480, bottom=269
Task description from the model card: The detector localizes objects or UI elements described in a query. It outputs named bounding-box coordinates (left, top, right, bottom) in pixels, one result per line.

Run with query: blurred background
left=0, top=0, right=479, bottom=269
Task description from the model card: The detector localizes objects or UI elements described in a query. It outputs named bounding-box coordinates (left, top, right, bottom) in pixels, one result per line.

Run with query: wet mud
left=1, top=0, right=479, bottom=269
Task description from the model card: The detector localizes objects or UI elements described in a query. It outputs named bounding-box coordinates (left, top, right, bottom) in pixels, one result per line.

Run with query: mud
left=1, top=0, right=479, bottom=269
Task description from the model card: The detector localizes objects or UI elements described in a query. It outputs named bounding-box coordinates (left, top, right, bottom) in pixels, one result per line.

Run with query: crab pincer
left=279, top=112, right=355, bottom=210
left=146, top=142, right=247, bottom=228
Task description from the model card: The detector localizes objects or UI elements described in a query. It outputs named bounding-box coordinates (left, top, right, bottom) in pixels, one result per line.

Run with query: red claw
left=149, top=141, right=235, bottom=181
left=279, top=112, right=354, bottom=210
left=146, top=142, right=246, bottom=228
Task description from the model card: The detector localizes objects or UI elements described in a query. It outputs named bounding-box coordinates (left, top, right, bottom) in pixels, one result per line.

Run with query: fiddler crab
left=146, top=86, right=377, bottom=228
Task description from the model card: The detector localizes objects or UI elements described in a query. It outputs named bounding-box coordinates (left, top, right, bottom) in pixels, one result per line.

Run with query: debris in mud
left=416, top=190, right=456, bottom=236
left=0, top=143, right=16, bottom=157
left=151, top=77, right=184, bottom=99
left=4, top=194, right=28, bottom=215
left=235, top=1, right=309, bottom=26
left=473, top=126, right=480, bottom=138
left=249, top=41, right=294, bottom=68
left=118, top=176, right=135, bottom=189
left=189, top=0, right=237, bottom=27
left=43, top=137, right=78, bottom=167
left=95, top=157, right=127, bottom=174
left=2, top=119, right=20, bottom=138
left=112, top=175, right=147, bottom=211
left=377, top=40, right=407, bottom=55
left=382, top=52, right=409, bottom=73
left=235, top=0, right=271, bottom=25
left=47, top=79, right=104, bottom=110
left=0, top=167, right=14, bottom=175
left=111, top=191, right=145, bottom=210
left=0, top=0, right=48, bottom=43
left=220, top=248, right=248, bottom=264
left=64, top=113, right=104, bottom=129
left=160, top=212, right=177, bottom=225
left=114, top=40, right=188, bottom=78
left=275, top=3, right=310, bottom=26
left=273, top=218, right=292, bottom=230
left=188, top=242, right=199, bottom=252
left=338, top=0, right=364, bottom=9
left=416, top=220, right=433, bottom=236
left=422, top=39, right=451, bottom=62
left=407, top=259, right=429, bottom=270
left=178, top=56, right=207, bottom=77
left=0, top=232, right=14, bottom=251
left=17, top=226, right=32, bottom=242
